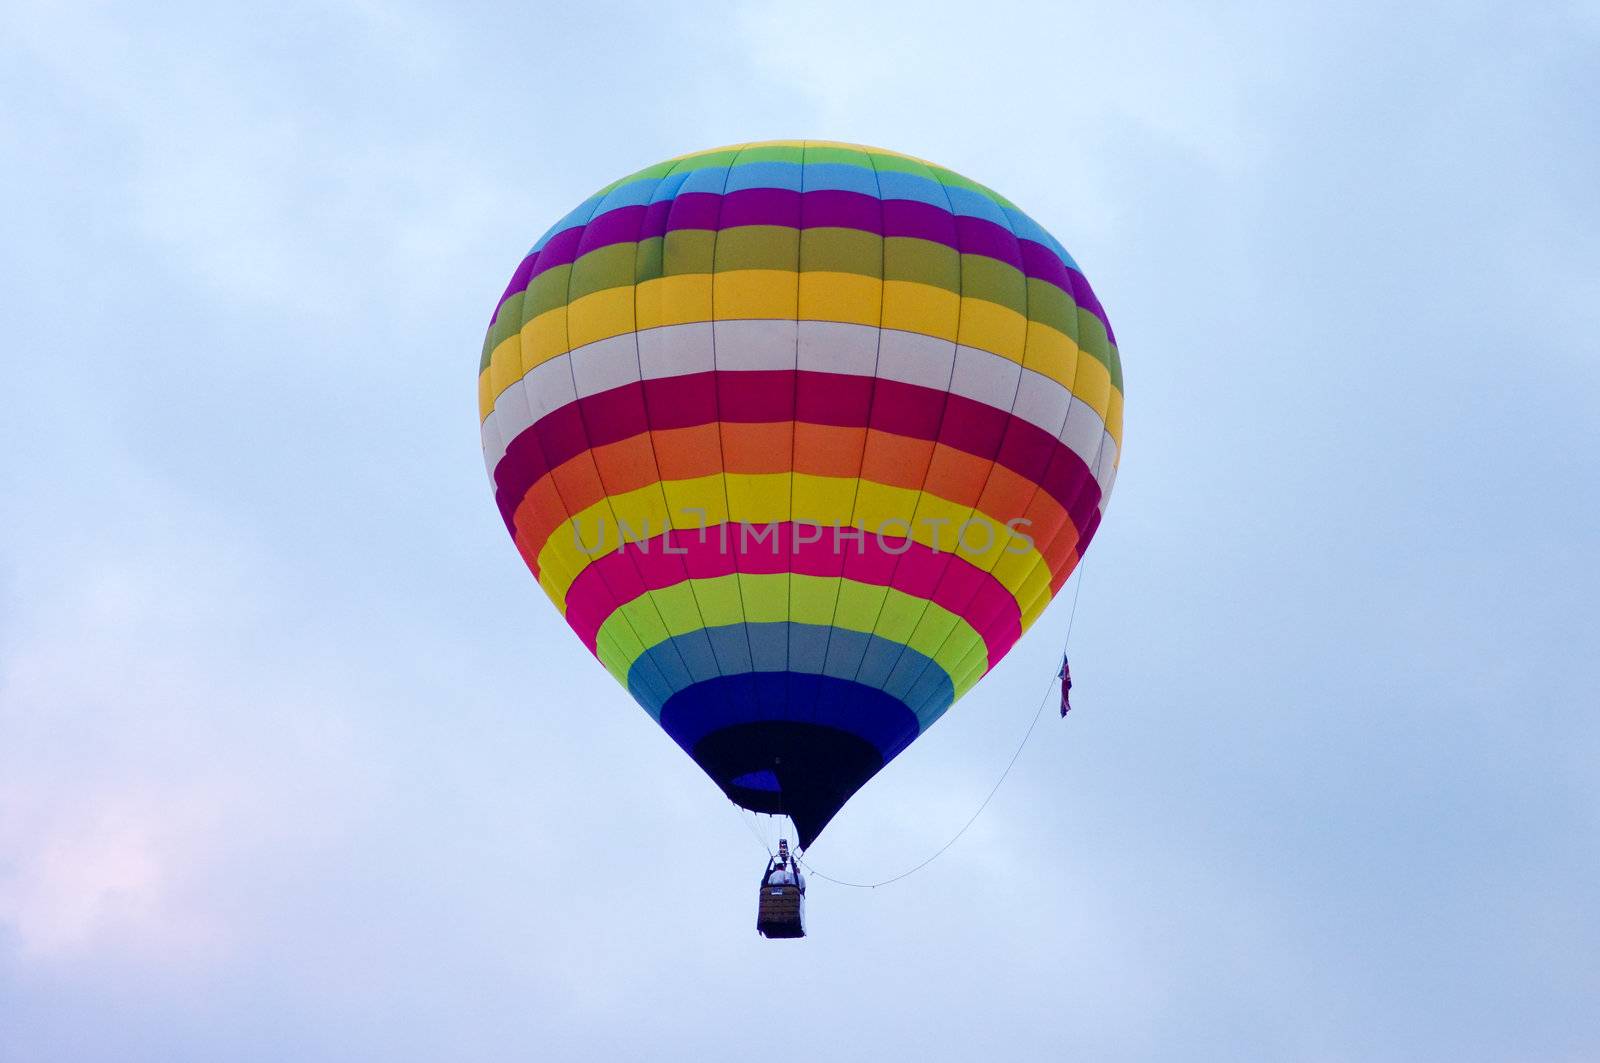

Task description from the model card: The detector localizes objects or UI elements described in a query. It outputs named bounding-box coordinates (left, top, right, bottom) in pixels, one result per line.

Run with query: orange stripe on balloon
left=859, top=431, right=934, bottom=492
left=590, top=432, right=661, bottom=496
left=793, top=423, right=868, bottom=478
left=651, top=424, right=722, bottom=480
left=721, top=422, right=795, bottom=474
left=509, top=424, right=1077, bottom=581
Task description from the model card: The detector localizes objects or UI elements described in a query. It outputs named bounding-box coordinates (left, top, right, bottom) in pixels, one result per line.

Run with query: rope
left=795, top=563, right=1091, bottom=889
left=730, top=804, right=774, bottom=858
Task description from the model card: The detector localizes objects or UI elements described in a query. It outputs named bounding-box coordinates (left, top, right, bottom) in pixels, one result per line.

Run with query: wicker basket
left=756, top=885, right=806, bottom=938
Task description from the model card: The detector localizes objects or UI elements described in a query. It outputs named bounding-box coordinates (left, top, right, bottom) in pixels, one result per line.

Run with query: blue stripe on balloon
left=650, top=165, right=696, bottom=206
left=942, top=183, right=1009, bottom=227
left=673, top=160, right=737, bottom=197
left=800, top=161, right=883, bottom=197
left=591, top=174, right=665, bottom=218
left=537, top=159, right=1056, bottom=240
left=867, top=167, right=949, bottom=209
left=724, top=159, right=803, bottom=193
left=527, top=159, right=1077, bottom=290
left=1003, top=206, right=1080, bottom=270
left=626, top=622, right=955, bottom=724
left=591, top=160, right=897, bottom=209
left=659, top=673, right=921, bottom=760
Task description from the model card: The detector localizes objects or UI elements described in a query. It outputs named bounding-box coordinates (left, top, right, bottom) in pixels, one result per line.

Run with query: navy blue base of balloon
left=659, top=673, right=921, bottom=848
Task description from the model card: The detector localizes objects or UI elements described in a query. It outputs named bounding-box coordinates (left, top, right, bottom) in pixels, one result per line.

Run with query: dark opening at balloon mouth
left=694, top=721, right=889, bottom=849
left=730, top=769, right=782, bottom=792
left=656, top=671, right=922, bottom=848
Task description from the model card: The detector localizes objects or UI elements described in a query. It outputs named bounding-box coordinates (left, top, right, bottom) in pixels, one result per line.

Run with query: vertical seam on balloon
left=484, top=250, right=540, bottom=565
left=805, top=144, right=888, bottom=730
left=500, top=203, right=663, bottom=702
left=971, top=250, right=1117, bottom=685
left=848, top=155, right=963, bottom=696
left=1008, top=338, right=1117, bottom=632
left=554, top=180, right=685, bottom=710
left=1010, top=384, right=1113, bottom=643
left=639, top=160, right=740, bottom=700
left=1025, top=265, right=1116, bottom=603
left=508, top=245, right=577, bottom=576
left=633, top=160, right=731, bottom=696
left=614, top=161, right=710, bottom=704
left=1106, top=328, right=1124, bottom=503
left=707, top=143, right=763, bottom=729
left=887, top=186, right=1032, bottom=725
left=783, top=143, right=806, bottom=723
left=788, top=143, right=809, bottom=728
left=964, top=256, right=1116, bottom=702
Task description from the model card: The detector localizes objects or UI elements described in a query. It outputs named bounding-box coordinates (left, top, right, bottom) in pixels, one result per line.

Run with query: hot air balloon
left=478, top=141, right=1122, bottom=869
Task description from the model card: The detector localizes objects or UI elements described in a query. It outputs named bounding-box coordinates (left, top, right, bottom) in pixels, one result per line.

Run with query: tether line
left=794, top=562, right=1091, bottom=889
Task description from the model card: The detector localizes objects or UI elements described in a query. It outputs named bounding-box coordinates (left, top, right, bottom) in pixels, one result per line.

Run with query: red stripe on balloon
left=491, top=370, right=1102, bottom=538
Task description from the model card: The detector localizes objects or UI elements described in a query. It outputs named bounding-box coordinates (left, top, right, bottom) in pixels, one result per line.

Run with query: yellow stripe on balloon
left=568, top=285, right=637, bottom=351
left=476, top=277, right=1124, bottom=427
left=1021, top=318, right=1079, bottom=386
left=1106, top=386, right=1124, bottom=447
left=879, top=279, right=959, bottom=340
left=536, top=472, right=1046, bottom=616
left=713, top=269, right=798, bottom=320
left=637, top=273, right=714, bottom=330
left=798, top=271, right=883, bottom=325
left=957, top=297, right=1027, bottom=364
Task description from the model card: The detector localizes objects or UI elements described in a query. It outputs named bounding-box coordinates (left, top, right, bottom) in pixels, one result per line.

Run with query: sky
left=2, top=1, right=1598, bottom=1059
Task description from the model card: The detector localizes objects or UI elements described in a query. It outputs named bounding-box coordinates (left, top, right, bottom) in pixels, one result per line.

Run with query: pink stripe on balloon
left=563, top=523, right=1023, bottom=666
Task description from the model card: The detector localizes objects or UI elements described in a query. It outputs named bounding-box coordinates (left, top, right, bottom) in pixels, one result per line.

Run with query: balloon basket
left=756, top=885, right=806, bottom=939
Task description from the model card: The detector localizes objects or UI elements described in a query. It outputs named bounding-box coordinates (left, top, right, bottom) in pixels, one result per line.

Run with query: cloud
left=3, top=0, right=1599, bottom=1059
left=0, top=458, right=380, bottom=974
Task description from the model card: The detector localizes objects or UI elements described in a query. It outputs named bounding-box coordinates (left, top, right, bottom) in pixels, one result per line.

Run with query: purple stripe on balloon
left=665, top=192, right=723, bottom=231
left=538, top=226, right=584, bottom=270
left=881, top=199, right=958, bottom=244
left=489, top=252, right=537, bottom=330
left=641, top=198, right=674, bottom=240
left=576, top=204, right=648, bottom=254
left=955, top=215, right=1023, bottom=272
left=1020, top=241, right=1072, bottom=293
left=720, top=187, right=801, bottom=228
left=1070, top=273, right=1115, bottom=346
left=489, top=189, right=1114, bottom=343
left=803, top=189, right=882, bottom=232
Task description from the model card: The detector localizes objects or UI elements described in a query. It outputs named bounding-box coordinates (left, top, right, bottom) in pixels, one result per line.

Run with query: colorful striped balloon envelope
left=479, top=141, right=1123, bottom=847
